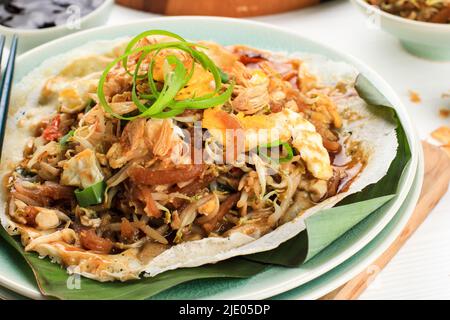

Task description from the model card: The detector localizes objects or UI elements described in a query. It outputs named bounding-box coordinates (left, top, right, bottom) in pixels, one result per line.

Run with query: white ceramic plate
left=0, top=17, right=418, bottom=299
left=272, top=138, right=424, bottom=300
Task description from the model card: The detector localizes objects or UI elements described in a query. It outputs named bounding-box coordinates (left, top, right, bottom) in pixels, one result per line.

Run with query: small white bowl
left=0, top=0, right=114, bottom=54
left=351, top=0, right=450, bottom=61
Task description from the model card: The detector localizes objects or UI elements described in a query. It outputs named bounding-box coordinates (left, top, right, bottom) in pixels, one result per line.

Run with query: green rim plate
left=0, top=17, right=419, bottom=300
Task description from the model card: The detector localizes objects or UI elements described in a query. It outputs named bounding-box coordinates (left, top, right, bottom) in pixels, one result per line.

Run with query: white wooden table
left=95, top=0, right=450, bottom=299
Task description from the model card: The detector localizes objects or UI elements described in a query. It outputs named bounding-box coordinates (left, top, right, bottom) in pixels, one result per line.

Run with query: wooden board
left=321, top=141, right=450, bottom=300
left=116, top=0, right=320, bottom=17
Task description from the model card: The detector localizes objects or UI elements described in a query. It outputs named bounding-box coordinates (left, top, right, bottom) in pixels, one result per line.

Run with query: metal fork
left=0, top=35, right=18, bottom=159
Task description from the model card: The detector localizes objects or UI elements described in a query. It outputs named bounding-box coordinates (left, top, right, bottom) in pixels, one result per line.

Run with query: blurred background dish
left=0, top=0, right=114, bottom=53
left=351, top=0, right=450, bottom=60
left=116, top=0, right=324, bottom=17
left=364, top=0, right=449, bottom=24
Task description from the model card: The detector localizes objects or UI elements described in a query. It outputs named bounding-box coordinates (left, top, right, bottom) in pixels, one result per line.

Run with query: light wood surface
left=116, top=0, right=320, bottom=17
left=322, top=142, right=450, bottom=300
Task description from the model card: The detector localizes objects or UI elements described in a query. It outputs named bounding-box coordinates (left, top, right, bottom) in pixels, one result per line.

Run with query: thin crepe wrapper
left=0, top=73, right=410, bottom=299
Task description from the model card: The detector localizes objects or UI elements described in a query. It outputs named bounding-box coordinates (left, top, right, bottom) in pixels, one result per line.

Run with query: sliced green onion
left=170, top=83, right=234, bottom=110
left=139, top=93, right=157, bottom=100
left=74, top=181, right=106, bottom=207
left=151, top=108, right=186, bottom=119
left=143, top=55, right=189, bottom=116
left=84, top=99, right=96, bottom=113
left=98, top=30, right=232, bottom=120
left=188, top=48, right=222, bottom=92
left=59, top=130, right=74, bottom=146
left=219, top=68, right=229, bottom=83
left=258, top=140, right=294, bottom=163
left=98, top=42, right=199, bottom=120
left=132, top=50, right=152, bottom=113
left=147, top=51, right=160, bottom=98
left=279, top=142, right=294, bottom=163
left=122, top=30, right=187, bottom=76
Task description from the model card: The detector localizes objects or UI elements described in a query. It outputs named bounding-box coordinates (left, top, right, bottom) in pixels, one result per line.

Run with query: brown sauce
left=332, top=136, right=367, bottom=193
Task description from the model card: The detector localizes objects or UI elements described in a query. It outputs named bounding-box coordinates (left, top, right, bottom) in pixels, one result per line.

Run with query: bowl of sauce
left=0, top=0, right=114, bottom=53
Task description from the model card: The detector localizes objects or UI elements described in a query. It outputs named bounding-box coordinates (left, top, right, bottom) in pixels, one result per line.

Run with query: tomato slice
left=42, top=115, right=62, bottom=141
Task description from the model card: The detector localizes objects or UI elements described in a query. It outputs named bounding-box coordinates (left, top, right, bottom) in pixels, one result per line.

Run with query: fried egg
left=203, top=108, right=332, bottom=180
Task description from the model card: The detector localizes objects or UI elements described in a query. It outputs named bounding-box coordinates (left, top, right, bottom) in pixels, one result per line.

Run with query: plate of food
left=0, top=17, right=418, bottom=299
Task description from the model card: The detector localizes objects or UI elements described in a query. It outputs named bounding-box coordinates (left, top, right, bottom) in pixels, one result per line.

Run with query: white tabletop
left=76, top=0, right=450, bottom=299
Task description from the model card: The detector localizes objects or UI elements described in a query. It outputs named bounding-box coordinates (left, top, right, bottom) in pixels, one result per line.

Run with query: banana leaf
left=245, top=195, right=396, bottom=266
left=0, top=74, right=411, bottom=299
left=0, top=227, right=266, bottom=300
